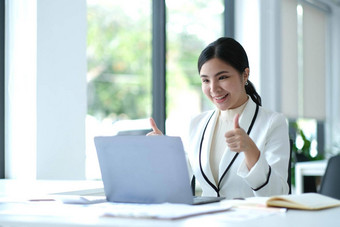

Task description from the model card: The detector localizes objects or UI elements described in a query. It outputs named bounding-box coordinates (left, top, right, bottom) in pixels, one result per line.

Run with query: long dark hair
left=198, top=37, right=262, bottom=106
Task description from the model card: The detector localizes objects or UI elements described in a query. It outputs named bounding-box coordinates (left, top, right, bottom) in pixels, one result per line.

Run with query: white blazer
left=185, top=98, right=290, bottom=199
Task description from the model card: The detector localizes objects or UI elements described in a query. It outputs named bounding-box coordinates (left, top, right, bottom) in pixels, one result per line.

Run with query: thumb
left=234, top=114, right=240, bottom=129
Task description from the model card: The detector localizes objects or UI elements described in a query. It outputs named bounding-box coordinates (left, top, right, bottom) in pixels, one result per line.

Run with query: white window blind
left=302, top=3, right=327, bottom=120
left=281, top=0, right=327, bottom=121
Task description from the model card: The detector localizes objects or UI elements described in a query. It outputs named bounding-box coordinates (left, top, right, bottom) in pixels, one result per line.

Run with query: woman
left=148, top=37, right=290, bottom=199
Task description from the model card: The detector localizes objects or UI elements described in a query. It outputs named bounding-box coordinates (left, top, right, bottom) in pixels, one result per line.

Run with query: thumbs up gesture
left=225, top=114, right=245, bottom=152
left=234, top=113, right=241, bottom=129
left=146, top=117, right=163, bottom=136
left=225, top=113, right=260, bottom=169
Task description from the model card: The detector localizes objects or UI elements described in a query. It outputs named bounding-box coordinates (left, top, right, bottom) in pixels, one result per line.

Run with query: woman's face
left=200, top=58, right=249, bottom=111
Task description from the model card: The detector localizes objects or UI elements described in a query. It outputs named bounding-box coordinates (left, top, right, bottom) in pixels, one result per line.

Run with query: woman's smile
left=213, top=94, right=229, bottom=103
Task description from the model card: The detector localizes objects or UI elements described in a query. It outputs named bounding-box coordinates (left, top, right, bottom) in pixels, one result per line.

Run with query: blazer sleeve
left=237, top=112, right=290, bottom=196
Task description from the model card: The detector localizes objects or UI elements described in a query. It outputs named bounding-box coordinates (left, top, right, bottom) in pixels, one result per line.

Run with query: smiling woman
left=187, top=37, right=290, bottom=199
left=149, top=37, right=290, bottom=199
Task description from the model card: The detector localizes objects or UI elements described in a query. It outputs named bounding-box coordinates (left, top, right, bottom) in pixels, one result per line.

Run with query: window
left=166, top=0, right=224, bottom=137
left=86, top=0, right=152, bottom=179
left=86, top=0, right=228, bottom=179
left=3, top=0, right=230, bottom=180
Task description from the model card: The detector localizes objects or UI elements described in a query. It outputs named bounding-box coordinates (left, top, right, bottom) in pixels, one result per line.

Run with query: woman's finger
left=147, top=117, right=163, bottom=135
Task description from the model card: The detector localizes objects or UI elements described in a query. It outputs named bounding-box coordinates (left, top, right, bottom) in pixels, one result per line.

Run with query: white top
left=209, top=101, right=248, bottom=184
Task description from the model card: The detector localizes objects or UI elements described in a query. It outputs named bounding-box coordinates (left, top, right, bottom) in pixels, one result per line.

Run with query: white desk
left=295, top=160, right=327, bottom=194
left=0, top=179, right=104, bottom=197
left=0, top=180, right=339, bottom=227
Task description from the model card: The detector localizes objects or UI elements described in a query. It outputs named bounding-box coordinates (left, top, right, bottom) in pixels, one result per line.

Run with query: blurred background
left=2, top=0, right=340, bottom=190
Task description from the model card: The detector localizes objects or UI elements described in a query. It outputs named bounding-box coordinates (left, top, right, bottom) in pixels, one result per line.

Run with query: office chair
left=319, top=155, right=340, bottom=200
left=191, top=175, right=196, bottom=196
left=288, top=139, right=293, bottom=194
left=117, top=129, right=152, bottom=136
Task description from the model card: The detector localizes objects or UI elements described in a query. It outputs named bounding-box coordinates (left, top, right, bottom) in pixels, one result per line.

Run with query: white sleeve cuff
left=237, top=152, right=270, bottom=190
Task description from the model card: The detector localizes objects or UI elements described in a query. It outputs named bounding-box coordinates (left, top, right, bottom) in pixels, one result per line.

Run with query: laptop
left=94, top=135, right=224, bottom=205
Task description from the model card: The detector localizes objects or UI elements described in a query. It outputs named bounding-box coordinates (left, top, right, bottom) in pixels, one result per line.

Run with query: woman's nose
left=210, top=81, right=220, bottom=93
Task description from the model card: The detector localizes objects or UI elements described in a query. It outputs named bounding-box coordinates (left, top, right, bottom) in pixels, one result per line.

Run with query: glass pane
left=166, top=0, right=224, bottom=137
left=86, top=0, right=152, bottom=179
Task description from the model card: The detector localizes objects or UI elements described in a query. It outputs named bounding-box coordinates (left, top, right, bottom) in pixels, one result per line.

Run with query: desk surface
left=0, top=180, right=339, bottom=227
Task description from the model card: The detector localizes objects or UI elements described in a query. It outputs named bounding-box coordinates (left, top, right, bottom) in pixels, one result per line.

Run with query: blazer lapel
left=239, top=98, right=257, bottom=133
left=218, top=147, right=236, bottom=180
left=218, top=98, right=257, bottom=182
left=200, top=109, right=219, bottom=187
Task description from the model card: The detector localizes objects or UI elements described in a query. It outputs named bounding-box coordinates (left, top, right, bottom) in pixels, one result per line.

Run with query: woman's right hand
left=146, top=117, right=163, bottom=136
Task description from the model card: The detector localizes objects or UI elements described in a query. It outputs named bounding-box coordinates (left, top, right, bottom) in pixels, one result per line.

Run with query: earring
left=245, top=81, right=249, bottom=86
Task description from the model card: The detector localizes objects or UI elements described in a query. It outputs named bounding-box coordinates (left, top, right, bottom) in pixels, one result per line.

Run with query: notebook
left=266, top=193, right=340, bottom=210
left=94, top=135, right=224, bottom=205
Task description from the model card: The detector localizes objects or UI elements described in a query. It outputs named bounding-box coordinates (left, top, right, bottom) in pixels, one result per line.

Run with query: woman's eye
left=219, top=75, right=228, bottom=80
left=202, top=79, right=209, bottom=83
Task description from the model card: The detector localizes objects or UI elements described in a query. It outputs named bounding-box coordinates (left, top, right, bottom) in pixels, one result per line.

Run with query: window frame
left=224, top=0, right=235, bottom=38
left=152, top=0, right=234, bottom=134
left=152, top=0, right=166, bottom=133
left=0, top=0, right=5, bottom=178
left=1, top=0, right=234, bottom=179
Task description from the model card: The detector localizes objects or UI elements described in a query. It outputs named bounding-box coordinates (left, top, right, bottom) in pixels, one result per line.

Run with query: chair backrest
left=288, top=139, right=293, bottom=194
left=191, top=175, right=196, bottom=196
left=319, top=155, right=340, bottom=200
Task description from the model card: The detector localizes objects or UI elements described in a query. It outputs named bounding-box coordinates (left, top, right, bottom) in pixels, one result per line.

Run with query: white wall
left=36, top=0, right=87, bottom=179
left=5, top=0, right=87, bottom=179
left=5, top=0, right=37, bottom=179
left=234, top=0, right=261, bottom=96
left=258, top=0, right=282, bottom=111
left=235, top=0, right=284, bottom=112
left=325, top=2, right=340, bottom=154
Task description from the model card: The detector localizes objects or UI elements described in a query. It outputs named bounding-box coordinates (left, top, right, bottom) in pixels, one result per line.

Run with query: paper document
left=97, top=203, right=231, bottom=220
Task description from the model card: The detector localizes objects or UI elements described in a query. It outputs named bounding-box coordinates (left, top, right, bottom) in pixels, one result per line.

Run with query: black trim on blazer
left=252, top=165, right=271, bottom=191
left=198, top=111, right=219, bottom=195
left=199, top=104, right=259, bottom=197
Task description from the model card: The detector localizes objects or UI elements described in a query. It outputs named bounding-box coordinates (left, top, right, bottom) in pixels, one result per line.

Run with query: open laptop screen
left=94, top=136, right=193, bottom=204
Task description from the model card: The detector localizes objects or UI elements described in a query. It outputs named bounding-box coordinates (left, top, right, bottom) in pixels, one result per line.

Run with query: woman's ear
left=243, top=68, right=250, bottom=84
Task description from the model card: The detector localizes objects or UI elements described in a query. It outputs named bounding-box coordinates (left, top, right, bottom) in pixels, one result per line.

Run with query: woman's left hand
left=146, top=117, right=163, bottom=136
left=225, top=114, right=260, bottom=170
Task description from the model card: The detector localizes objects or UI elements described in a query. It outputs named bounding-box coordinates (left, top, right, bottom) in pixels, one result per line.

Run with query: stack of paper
left=98, top=203, right=232, bottom=220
